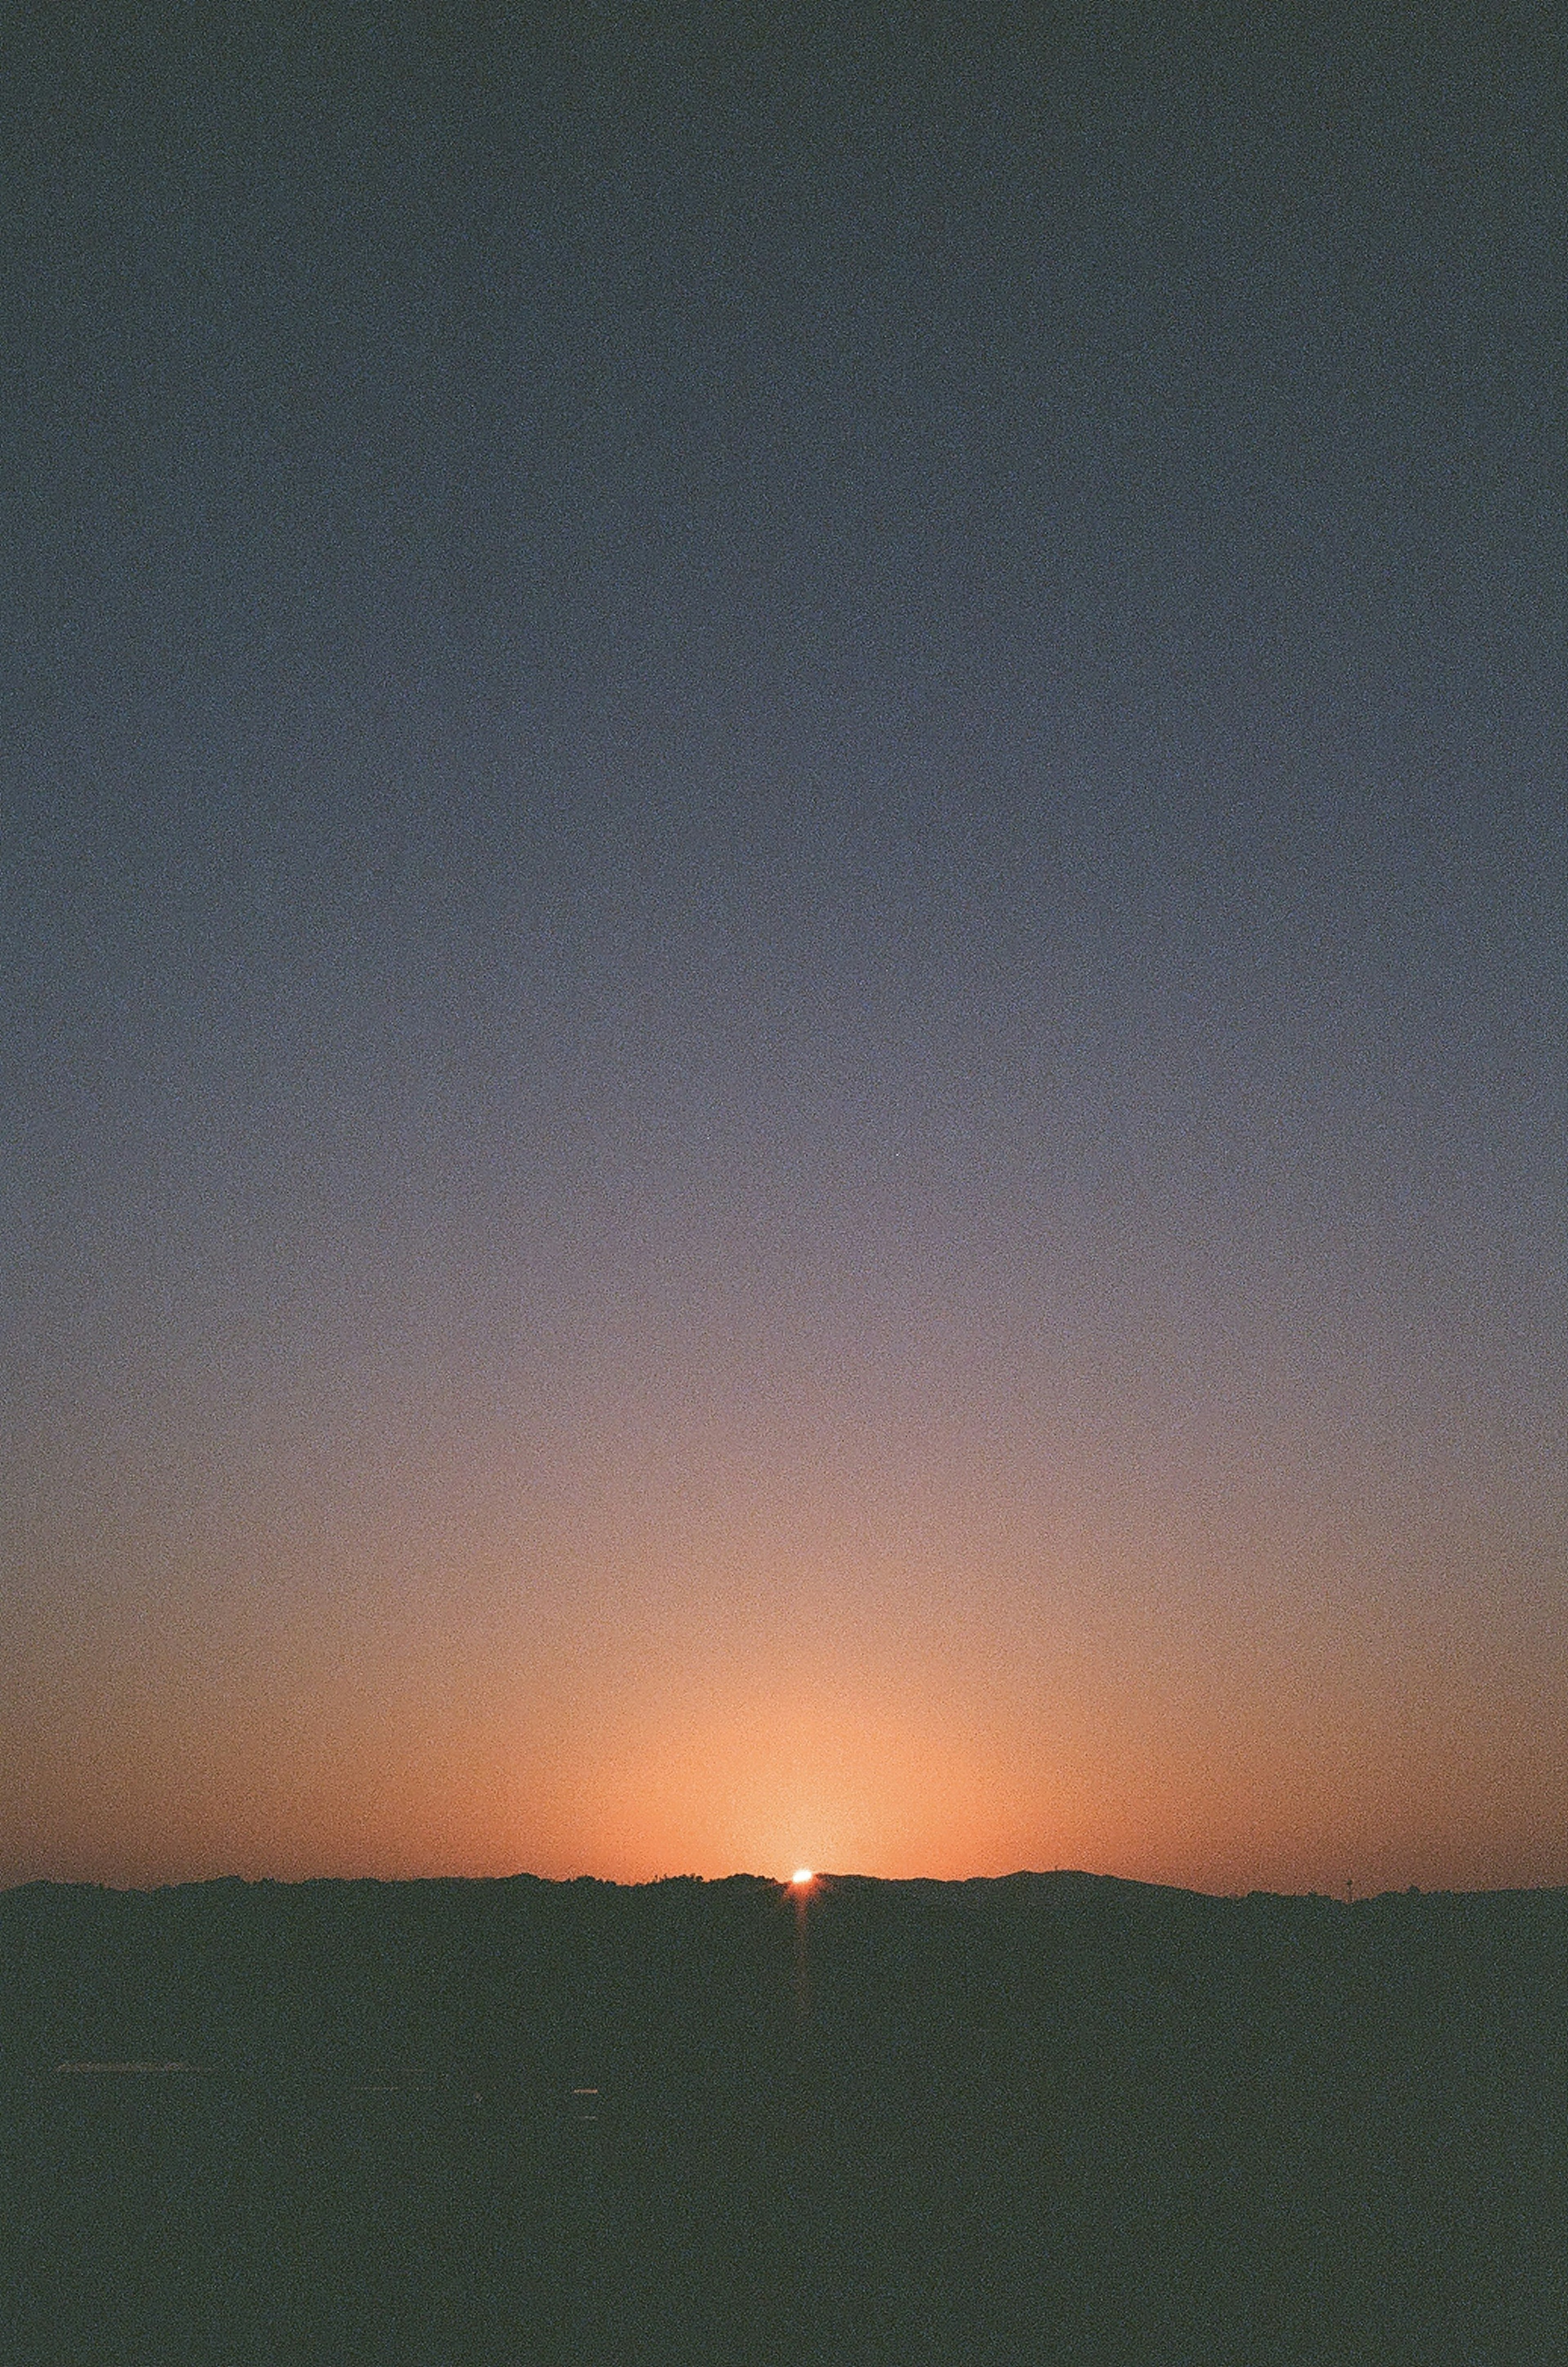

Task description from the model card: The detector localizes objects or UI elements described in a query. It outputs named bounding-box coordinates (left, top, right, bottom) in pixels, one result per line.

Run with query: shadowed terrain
left=1, top=1872, right=1562, bottom=2363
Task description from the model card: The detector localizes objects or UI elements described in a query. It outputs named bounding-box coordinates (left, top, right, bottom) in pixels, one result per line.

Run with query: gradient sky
left=3, top=7, right=1564, bottom=1893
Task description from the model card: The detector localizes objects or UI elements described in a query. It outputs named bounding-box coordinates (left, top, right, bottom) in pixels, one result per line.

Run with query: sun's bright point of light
left=791, top=1868, right=814, bottom=1887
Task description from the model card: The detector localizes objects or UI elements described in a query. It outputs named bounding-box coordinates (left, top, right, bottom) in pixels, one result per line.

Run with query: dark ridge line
left=3, top=1867, right=1563, bottom=1904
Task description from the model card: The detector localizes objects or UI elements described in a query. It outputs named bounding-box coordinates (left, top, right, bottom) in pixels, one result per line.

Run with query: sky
left=3, top=5, right=1565, bottom=1894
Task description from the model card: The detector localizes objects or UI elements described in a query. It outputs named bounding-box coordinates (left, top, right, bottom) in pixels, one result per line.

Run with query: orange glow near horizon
left=5, top=1385, right=1566, bottom=1899
left=10, top=1614, right=1562, bottom=1897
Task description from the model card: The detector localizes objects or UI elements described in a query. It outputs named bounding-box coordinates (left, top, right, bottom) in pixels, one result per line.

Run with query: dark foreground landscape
left=1, top=1871, right=1562, bottom=2365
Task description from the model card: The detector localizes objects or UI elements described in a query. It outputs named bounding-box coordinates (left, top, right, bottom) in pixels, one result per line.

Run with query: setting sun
left=791, top=1868, right=814, bottom=1887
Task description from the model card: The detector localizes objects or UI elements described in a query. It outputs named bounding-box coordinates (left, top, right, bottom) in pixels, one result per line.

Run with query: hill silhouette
left=1, top=1871, right=1561, bottom=2363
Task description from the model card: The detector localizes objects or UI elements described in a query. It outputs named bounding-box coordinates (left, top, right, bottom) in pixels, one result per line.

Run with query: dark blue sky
left=3, top=6, right=1564, bottom=1888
